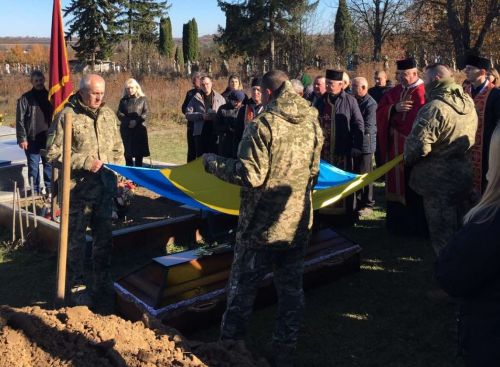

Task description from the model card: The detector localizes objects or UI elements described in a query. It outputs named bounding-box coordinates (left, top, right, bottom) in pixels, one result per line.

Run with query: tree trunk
left=127, top=6, right=133, bottom=70
left=373, top=41, right=382, bottom=62
left=446, top=0, right=467, bottom=68
left=269, top=3, right=275, bottom=70
left=373, top=31, right=382, bottom=62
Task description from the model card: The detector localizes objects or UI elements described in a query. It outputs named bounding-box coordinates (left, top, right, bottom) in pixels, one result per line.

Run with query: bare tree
left=446, top=0, right=499, bottom=66
left=348, top=0, right=410, bottom=61
left=413, top=0, right=499, bottom=67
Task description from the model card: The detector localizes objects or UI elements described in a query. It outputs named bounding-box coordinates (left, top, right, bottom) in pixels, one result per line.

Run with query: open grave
left=1, top=128, right=362, bottom=337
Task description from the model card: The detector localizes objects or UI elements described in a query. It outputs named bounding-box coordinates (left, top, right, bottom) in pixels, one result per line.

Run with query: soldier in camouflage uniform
left=404, top=64, right=478, bottom=255
left=203, top=70, right=323, bottom=367
left=47, top=74, right=125, bottom=306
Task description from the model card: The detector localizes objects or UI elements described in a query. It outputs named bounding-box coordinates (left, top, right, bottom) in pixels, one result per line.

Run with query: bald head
left=342, top=72, right=350, bottom=90
left=424, top=63, right=452, bottom=85
left=80, top=74, right=105, bottom=91
left=374, top=70, right=387, bottom=86
left=352, top=77, right=369, bottom=99
left=79, top=74, right=105, bottom=109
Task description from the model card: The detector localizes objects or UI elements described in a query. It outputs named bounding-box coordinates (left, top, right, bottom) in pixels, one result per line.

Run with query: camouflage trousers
left=422, top=195, right=465, bottom=256
left=220, top=242, right=306, bottom=359
left=67, top=190, right=113, bottom=299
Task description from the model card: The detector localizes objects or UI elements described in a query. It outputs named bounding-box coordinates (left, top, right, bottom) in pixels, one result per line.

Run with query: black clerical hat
left=325, top=69, right=343, bottom=81
left=464, top=55, right=491, bottom=70
left=396, top=58, right=417, bottom=70
left=251, top=77, right=261, bottom=88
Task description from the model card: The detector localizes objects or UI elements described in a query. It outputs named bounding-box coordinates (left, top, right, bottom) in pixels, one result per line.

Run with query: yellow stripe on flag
left=161, top=159, right=241, bottom=215
left=161, top=155, right=404, bottom=216
left=312, top=154, right=403, bottom=210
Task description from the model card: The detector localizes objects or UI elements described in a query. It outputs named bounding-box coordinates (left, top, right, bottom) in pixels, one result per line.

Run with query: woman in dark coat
left=221, top=74, right=249, bottom=104
left=117, top=78, right=150, bottom=167
left=436, top=124, right=500, bottom=367
left=215, top=90, right=246, bottom=158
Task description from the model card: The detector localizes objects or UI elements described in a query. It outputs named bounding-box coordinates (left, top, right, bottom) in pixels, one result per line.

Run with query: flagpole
left=56, top=112, right=72, bottom=302
left=50, top=0, right=74, bottom=304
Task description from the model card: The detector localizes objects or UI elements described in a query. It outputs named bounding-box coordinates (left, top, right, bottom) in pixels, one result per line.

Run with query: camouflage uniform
left=205, top=80, right=323, bottom=364
left=404, top=78, right=477, bottom=255
left=47, top=94, right=125, bottom=301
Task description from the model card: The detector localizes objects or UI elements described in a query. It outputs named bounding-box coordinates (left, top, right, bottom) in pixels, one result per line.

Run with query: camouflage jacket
left=404, top=78, right=478, bottom=196
left=47, top=94, right=125, bottom=196
left=205, top=81, right=324, bottom=249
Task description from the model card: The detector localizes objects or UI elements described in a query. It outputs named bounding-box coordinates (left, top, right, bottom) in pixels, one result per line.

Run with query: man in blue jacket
left=352, top=77, right=377, bottom=217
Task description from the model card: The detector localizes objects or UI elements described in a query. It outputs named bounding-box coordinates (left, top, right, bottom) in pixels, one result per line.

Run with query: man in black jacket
left=181, top=72, right=201, bottom=162
left=307, top=76, right=326, bottom=107
left=16, top=70, right=52, bottom=195
left=352, top=77, right=377, bottom=216
left=368, top=70, right=391, bottom=103
left=314, top=69, right=364, bottom=225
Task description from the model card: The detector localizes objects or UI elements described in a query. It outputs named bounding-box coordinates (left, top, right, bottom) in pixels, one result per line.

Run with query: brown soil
left=112, top=187, right=195, bottom=230
left=0, top=305, right=269, bottom=367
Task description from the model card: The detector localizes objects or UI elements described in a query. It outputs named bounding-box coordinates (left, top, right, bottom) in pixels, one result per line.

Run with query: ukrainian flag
left=107, top=155, right=403, bottom=215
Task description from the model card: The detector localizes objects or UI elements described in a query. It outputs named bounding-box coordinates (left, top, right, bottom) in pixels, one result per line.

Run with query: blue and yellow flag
left=107, top=155, right=403, bottom=215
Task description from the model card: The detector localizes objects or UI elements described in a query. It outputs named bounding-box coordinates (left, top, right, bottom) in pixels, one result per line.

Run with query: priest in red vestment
left=376, top=57, right=428, bottom=236
left=463, top=54, right=500, bottom=196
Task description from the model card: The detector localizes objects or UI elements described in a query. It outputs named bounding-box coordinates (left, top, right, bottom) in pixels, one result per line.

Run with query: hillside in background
left=0, top=35, right=215, bottom=48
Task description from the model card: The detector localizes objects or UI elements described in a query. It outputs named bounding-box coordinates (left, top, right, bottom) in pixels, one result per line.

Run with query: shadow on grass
left=0, top=183, right=466, bottom=366
left=189, top=186, right=465, bottom=367
left=0, top=226, right=170, bottom=312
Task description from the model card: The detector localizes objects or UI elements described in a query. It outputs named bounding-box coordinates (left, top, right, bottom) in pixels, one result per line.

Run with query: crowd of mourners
left=179, top=56, right=500, bottom=367
left=14, top=54, right=500, bottom=367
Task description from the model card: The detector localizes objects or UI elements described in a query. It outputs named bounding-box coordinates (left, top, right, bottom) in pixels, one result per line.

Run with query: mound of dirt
left=0, top=305, right=269, bottom=367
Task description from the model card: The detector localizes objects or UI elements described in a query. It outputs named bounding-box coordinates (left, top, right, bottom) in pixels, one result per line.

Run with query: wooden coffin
left=114, top=228, right=361, bottom=331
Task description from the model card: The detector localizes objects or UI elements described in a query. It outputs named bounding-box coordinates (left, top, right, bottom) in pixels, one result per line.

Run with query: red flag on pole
left=49, top=0, right=73, bottom=119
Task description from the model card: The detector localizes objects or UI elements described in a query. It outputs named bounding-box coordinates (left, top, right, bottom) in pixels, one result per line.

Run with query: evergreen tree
left=64, top=0, right=121, bottom=65
left=216, top=0, right=318, bottom=69
left=174, top=44, right=184, bottom=68
left=118, top=0, right=170, bottom=67
left=119, top=0, right=170, bottom=45
left=333, top=0, right=358, bottom=61
left=182, top=19, right=199, bottom=62
left=159, top=17, right=174, bottom=58
left=182, top=22, right=190, bottom=62
left=190, top=18, right=199, bottom=62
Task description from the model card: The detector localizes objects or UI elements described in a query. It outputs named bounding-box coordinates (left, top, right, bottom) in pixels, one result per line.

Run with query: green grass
left=147, top=124, right=188, bottom=165
left=0, top=133, right=465, bottom=366
left=0, top=226, right=172, bottom=309
left=188, top=183, right=464, bottom=367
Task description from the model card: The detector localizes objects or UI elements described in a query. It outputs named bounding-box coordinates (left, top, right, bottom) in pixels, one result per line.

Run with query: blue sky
left=0, top=0, right=334, bottom=38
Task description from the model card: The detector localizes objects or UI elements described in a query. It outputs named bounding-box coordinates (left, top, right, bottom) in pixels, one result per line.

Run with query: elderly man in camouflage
left=47, top=74, right=125, bottom=307
left=203, top=70, right=323, bottom=367
left=404, top=64, right=477, bottom=255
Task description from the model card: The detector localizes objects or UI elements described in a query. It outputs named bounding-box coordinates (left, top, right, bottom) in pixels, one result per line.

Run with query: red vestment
left=376, top=81, right=426, bottom=204
left=464, top=81, right=495, bottom=194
